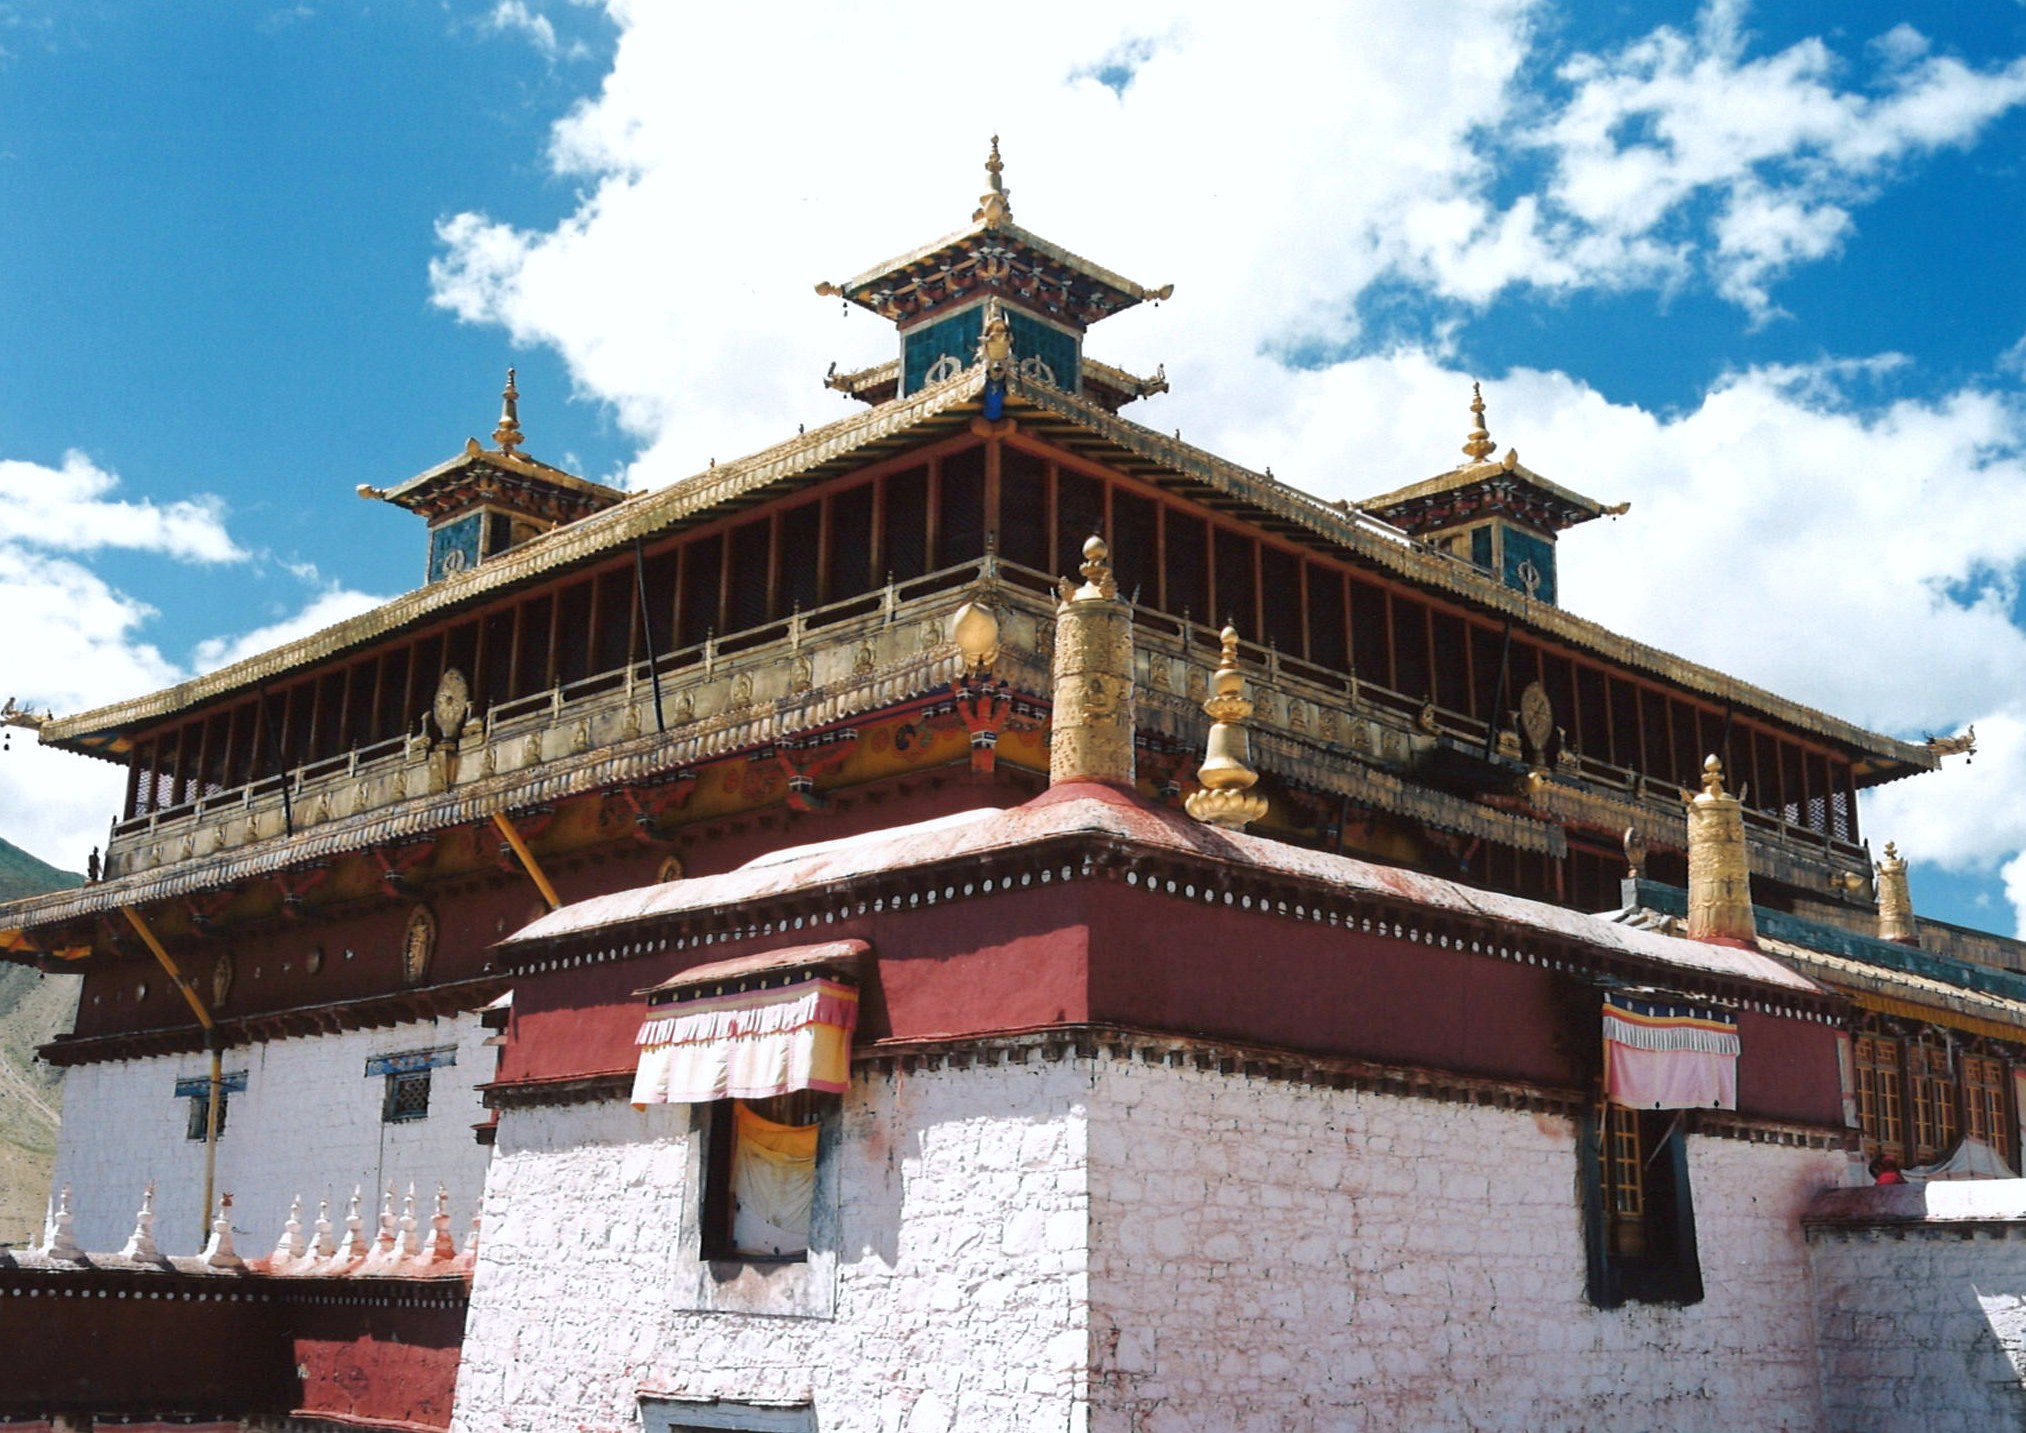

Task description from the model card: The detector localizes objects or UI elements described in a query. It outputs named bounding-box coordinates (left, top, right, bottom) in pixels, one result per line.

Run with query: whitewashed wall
left=46, top=1013, right=494, bottom=1255
left=453, top=1057, right=1095, bottom=1433
left=1085, top=1059, right=1846, bottom=1433
left=1809, top=1185, right=2026, bottom=1433
left=453, top=1051, right=1850, bottom=1433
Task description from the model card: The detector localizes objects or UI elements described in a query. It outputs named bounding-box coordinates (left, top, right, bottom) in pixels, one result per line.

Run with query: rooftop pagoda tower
left=818, top=139, right=1173, bottom=413
left=1358, top=384, right=1626, bottom=606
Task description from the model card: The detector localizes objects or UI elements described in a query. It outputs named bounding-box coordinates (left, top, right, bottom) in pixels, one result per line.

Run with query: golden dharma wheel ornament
left=431, top=668, right=471, bottom=742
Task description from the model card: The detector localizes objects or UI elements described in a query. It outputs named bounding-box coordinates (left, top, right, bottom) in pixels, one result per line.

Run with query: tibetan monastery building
left=1, top=143, right=2022, bottom=1433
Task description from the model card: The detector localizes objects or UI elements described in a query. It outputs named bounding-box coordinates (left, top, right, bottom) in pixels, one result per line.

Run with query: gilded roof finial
left=1049, top=534, right=1134, bottom=788
left=1876, top=840, right=1918, bottom=945
left=1686, top=754, right=1756, bottom=947
left=1461, top=381, right=1495, bottom=464
left=1186, top=627, right=1269, bottom=830
left=973, top=136, right=1013, bottom=228
left=493, top=368, right=524, bottom=456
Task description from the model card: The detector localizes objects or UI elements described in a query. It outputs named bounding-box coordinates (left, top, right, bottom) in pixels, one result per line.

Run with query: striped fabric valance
left=632, top=976, right=859, bottom=1108
left=1603, top=994, right=1739, bottom=1111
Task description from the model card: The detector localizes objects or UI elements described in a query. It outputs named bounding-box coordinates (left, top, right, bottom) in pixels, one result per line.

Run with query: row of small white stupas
left=22, top=1181, right=478, bottom=1276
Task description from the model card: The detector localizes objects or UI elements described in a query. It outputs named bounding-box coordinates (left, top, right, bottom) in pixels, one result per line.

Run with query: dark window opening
left=937, top=448, right=988, bottom=568
left=998, top=450, right=1050, bottom=572
left=882, top=467, right=930, bottom=582
left=1584, top=1102, right=1703, bottom=1307
left=826, top=484, right=875, bottom=599
left=185, top=1091, right=228, bottom=1141
left=383, top=1069, right=432, bottom=1123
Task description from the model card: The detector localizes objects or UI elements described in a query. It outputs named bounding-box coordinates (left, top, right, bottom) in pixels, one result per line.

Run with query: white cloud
left=480, top=1, right=587, bottom=63
left=0, top=451, right=382, bottom=873
left=1510, top=1, right=2026, bottom=316
left=0, top=451, right=243, bottom=562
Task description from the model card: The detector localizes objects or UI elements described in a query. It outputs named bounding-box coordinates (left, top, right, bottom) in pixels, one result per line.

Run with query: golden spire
left=1876, top=841, right=1918, bottom=945
left=973, top=136, right=1013, bottom=228
left=493, top=368, right=524, bottom=456
left=1686, top=755, right=1756, bottom=946
left=1461, top=381, right=1495, bottom=464
left=1049, top=535, right=1135, bottom=787
left=1186, top=627, right=1270, bottom=829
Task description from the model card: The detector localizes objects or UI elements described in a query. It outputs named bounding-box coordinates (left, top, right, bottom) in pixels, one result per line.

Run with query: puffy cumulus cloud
left=1518, top=0, right=2026, bottom=316
left=429, top=0, right=1537, bottom=486
left=0, top=451, right=383, bottom=871
left=0, top=452, right=243, bottom=562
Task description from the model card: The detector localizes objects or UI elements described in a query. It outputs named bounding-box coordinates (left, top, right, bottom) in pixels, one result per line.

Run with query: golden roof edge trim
left=1004, top=376, right=1936, bottom=773
left=834, top=218, right=1164, bottom=307
left=1357, top=461, right=1609, bottom=522
left=42, top=372, right=990, bottom=747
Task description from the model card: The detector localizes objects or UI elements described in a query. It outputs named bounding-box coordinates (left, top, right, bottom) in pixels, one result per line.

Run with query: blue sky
left=2, top=1, right=2025, bottom=936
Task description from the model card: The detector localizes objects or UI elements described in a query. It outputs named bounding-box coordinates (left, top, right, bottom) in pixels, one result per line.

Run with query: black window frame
left=382, top=1067, right=433, bottom=1124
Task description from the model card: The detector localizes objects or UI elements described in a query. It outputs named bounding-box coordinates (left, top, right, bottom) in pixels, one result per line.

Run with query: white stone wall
left=1810, top=1197, right=2026, bottom=1432
left=1085, top=1059, right=1846, bottom=1432
left=453, top=1057, right=1094, bottom=1433
left=454, top=1051, right=1850, bottom=1433
left=47, top=1013, right=494, bottom=1255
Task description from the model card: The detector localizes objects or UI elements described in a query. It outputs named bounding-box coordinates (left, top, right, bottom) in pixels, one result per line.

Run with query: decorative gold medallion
left=402, top=905, right=437, bottom=986
left=656, top=855, right=686, bottom=884
left=1517, top=681, right=1554, bottom=758
left=432, top=669, right=471, bottom=742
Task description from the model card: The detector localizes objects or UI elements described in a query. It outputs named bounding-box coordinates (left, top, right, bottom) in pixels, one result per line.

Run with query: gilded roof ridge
left=825, top=216, right=1168, bottom=309
left=41, top=372, right=989, bottom=747
left=43, top=363, right=1934, bottom=777
left=1000, top=374, right=1936, bottom=773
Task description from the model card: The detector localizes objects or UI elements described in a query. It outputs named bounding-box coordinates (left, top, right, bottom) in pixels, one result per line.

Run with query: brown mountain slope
left=0, top=838, right=81, bottom=1247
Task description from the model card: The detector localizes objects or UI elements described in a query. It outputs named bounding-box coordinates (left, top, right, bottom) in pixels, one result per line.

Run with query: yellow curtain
left=731, top=1103, right=819, bottom=1253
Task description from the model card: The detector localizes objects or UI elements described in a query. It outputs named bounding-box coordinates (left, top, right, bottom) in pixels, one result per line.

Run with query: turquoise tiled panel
left=428, top=513, right=483, bottom=583
left=902, top=309, right=984, bottom=395
left=1502, top=525, right=1557, bottom=605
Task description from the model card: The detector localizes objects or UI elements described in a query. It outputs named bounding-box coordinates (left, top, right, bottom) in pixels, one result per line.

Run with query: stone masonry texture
left=452, top=1053, right=1851, bottom=1433
left=47, top=1013, right=494, bottom=1256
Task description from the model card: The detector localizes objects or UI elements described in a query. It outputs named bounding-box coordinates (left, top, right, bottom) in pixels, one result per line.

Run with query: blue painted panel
left=901, top=308, right=983, bottom=396
left=1005, top=311, right=1079, bottom=393
left=1501, top=525, right=1556, bottom=605
left=174, top=1070, right=249, bottom=1097
left=428, top=513, right=483, bottom=583
left=364, top=1046, right=458, bottom=1078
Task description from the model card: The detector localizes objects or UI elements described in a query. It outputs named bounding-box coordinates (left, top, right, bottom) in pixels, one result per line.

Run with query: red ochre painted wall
left=492, top=879, right=1846, bottom=1129
left=0, top=1271, right=463, bottom=1426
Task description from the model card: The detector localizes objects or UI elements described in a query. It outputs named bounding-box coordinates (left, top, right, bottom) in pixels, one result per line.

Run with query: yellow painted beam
left=492, top=811, right=562, bottom=911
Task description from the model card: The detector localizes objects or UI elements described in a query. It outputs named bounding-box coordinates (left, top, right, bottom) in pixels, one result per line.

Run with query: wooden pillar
left=983, top=439, right=1002, bottom=560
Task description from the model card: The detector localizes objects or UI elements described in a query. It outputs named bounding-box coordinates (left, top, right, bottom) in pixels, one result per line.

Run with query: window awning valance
left=1603, top=994, right=1739, bottom=1111
left=632, top=966, right=861, bottom=1108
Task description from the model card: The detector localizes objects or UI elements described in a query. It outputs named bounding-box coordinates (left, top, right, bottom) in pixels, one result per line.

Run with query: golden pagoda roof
left=815, top=140, right=1171, bottom=330
left=39, top=365, right=1936, bottom=784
